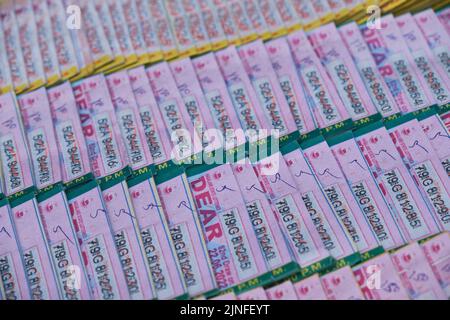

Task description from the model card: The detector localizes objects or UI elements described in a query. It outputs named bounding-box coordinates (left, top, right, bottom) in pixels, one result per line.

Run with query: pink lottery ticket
left=79, top=0, right=113, bottom=70
left=121, top=0, right=149, bottom=63
left=188, top=164, right=268, bottom=289
left=148, top=0, right=178, bottom=59
left=67, top=180, right=130, bottom=300
left=37, top=187, right=91, bottom=300
left=321, top=266, right=365, bottom=300
left=100, top=178, right=155, bottom=300
left=215, top=46, right=270, bottom=137
left=106, top=71, right=153, bottom=171
left=47, top=0, right=79, bottom=80
left=273, top=0, right=300, bottom=31
left=72, top=74, right=128, bottom=178
left=128, top=66, right=172, bottom=165
left=0, top=25, right=13, bottom=93
left=437, top=8, right=450, bottom=36
left=239, top=40, right=297, bottom=137
left=414, top=9, right=450, bottom=81
left=266, top=280, right=298, bottom=300
left=156, top=172, right=216, bottom=297
left=253, top=152, right=331, bottom=267
left=0, top=92, right=34, bottom=196
left=213, top=2, right=241, bottom=46
left=18, top=88, right=62, bottom=189
left=232, top=161, right=295, bottom=270
left=147, top=62, right=202, bottom=159
left=0, top=1, right=29, bottom=93
left=265, top=38, right=316, bottom=134
left=31, top=0, right=60, bottom=86
left=134, top=0, right=162, bottom=62
left=0, top=198, right=30, bottom=300
left=392, top=242, right=447, bottom=300
left=282, top=143, right=358, bottom=261
left=365, top=15, right=436, bottom=112
left=421, top=232, right=450, bottom=297
left=310, top=0, right=333, bottom=22
left=14, top=0, right=45, bottom=90
left=354, top=122, right=440, bottom=242
left=290, top=0, right=320, bottom=29
left=287, top=30, right=350, bottom=128
left=309, top=23, right=377, bottom=120
left=94, top=0, right=122, bottom=64
left=228, top=1, right=258, bottom=44
left=328, top=132, right=407, bottom=250
left=396, top=14, right=450, bottom=106
left=256, top=0, right=286, bottom=36
left=166, top=5, right=197, bottom=57
left=243, top=0, right=270, bottom=40
left=386, top=116, right=450, bottom=232
left=107, top=0, right=137, bottom=64
left=193, top=53, right=245, bottom=148
left=338, top=22, right=401, bottom=117
left=47, top=82, right=91, bottom=185
left=182, top=3, right=210, bottom=54
left=170, top=58, right=222, bottom=152
left=127, top=174, right=187, bottom=299
left=198, top=0, right=228, bottom=51
left=302, top=137, right=380, bottom=253
left=294, top=274, right=327, bottom=300
left=11, top=194, right=60, bottom=300
left=238, top=286, right=268, bottom=300
left=65, top=0, right=92, bottom=79
left=353, top=253, right=410, bottom=300
left=419, top=112, right=450, bottom=177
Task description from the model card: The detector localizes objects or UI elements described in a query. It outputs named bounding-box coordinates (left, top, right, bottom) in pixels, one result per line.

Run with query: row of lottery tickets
left=0, top=5, right=450, bottom=300
left=0, top=0, right=448, bottom=95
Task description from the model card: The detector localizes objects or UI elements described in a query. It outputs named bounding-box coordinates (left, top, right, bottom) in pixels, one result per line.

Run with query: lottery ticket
left=321, top=266, right=365, bottom=300
left=0, top=23, right=13, bottom=94
left=266, top=280, right=298, bottom=300
left=294, top=274, right=327, bottom=300
left=238, top=286, right=268, bottom=300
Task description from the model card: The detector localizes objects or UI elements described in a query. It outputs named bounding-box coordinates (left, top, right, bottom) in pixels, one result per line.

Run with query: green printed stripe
left=353, top=120, right=384, bottom=138
left=383, top=112, right=416, bottom=129
left=36, top=183, right=64, bottom=203
left=326, top=130, right=354, bottom=147
left=66, top=179, right=98, bottom=201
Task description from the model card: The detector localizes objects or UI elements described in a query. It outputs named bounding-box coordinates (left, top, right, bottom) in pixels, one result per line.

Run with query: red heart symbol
left=268, top=46, right=277, bottom=54
left=292, top=38, right=300, bottom=45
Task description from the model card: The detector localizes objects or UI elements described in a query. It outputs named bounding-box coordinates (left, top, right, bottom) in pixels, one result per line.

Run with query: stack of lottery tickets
left=0, top=0, right=449, bottom=300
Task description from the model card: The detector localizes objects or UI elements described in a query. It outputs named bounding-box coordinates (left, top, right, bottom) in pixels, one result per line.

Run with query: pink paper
left=330, top=136, right=407, bottom=249
left=68, top=182, right=130, bottom=300
left=106, top=71, right=153, bottom=170
left=266, top=281, right=298, bottom=300
left=303, top=139, right=379, bottom=253
left=254, top=153, right=331, bottom=267
left=188, top=164, right=268, bottom=288
left=48, top=82, right=91, bottom=184
left=387, top=117, right=450, bottom=232
left=12, top=196, right=60, bottom=300
left=158, top=174, right=217, bottom=296
left=38, top=190, right=91, bottom=300
left=321, top=266, right=365, bottom=300
left=18, top=88, right=62, bottom=189
left=420, top=232, right=450, bottom=297
left=239, top=40, right=297, bottom=136
left=265, top=37, right=316, bottom=134
left=238, top=286, right=268, bottom=300
left=294, top=274, right=327, bottom=300
left=355, top=124, right=440, bottom=242
left=287, top=30, right=350, bottom=128
left=128, top=66, right=172, bottom=165
left=72, top=74, right=128, bottom=178
left=232, top=161, right=295, bottom=270
left=392, top=242, right=447, bottom=300
left=128, top=176, right=187, bottom=299
left=396, top=14, right=450, bottom=105
left=339, top=22, right=400, bottom=117
left=353, top=253, right=410, bottom=300
left=0, top=92, right=34, bottom=196
left=0, top=200, right=30, bottom=300
left=283, top=146, right=358, bottom=260
left=309, top=23, right=377, bottom=120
